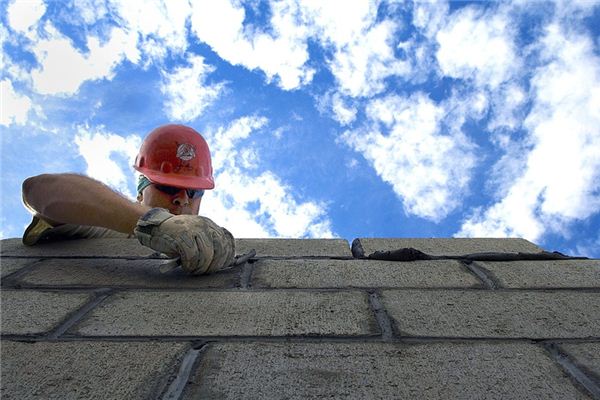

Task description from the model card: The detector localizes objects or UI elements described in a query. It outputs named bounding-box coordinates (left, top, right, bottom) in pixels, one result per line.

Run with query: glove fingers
left=207, top=231, right=227, bottom=273
left=179, top=234, right=212, bottom=275
left=149, top=235, right=179, bottom=258
left=189, top=233, right=214, bottom=275
left=207, top=228, right=236, bottom=273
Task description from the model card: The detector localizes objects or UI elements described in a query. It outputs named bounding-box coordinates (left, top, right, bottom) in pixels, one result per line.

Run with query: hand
left=134, top=208, right=235, bottom=275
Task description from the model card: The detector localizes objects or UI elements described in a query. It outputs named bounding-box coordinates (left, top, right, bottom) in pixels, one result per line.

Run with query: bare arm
left=22, top=173, right=150, bottom=235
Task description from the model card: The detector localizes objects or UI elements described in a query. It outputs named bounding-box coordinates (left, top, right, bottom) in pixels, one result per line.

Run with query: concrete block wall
left=1, top=237, right=599, bottom=399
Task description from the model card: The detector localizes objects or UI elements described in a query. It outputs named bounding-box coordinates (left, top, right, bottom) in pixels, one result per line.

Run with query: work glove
left=134, top=208, right=235, bottom=275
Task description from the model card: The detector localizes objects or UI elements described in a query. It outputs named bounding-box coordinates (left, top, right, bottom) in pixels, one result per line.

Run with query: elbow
left=22, top=174, right=53, bottom=214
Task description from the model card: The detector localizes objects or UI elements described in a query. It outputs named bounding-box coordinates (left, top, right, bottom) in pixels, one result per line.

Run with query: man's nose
left=172, top=190, right=190, bottom=206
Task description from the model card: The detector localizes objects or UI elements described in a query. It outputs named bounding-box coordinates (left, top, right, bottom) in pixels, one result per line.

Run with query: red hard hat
left=134, top=124, right=215, bottom=189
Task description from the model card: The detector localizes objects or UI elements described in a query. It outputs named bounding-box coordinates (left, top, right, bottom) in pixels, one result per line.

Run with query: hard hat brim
left=135, top=166, right=215, bottom=190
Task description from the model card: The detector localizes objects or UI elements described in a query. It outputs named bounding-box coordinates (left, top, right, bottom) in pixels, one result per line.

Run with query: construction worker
left=21, top=124, right=235, bottom=275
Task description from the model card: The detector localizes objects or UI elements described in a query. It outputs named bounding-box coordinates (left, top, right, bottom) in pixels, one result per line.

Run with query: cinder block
left=72, top=290, right=377, bottom=337
left=252, top=259, right=481, bottom=288
left=1, top=290, right=93, bottom=335
left=352, top=238, right=544, bottom=258
left=477, top=260, right=600, bottom=288
left=0, top=238, right=156, bottom=258
left=1, top=340, right=186, bottom=399
left=382, top=289, right=600, bottom=338
left=1, top=238, right=347, bottom=259
left=1, top=238, right=263, bottom=259
left=236, top=238, right=351, bottom=257
left=0, top=258, right=36, bottom=278
left=184, top=341, right=586, bottom=399
left=16, top=259, right=239, bottom=289
left=560, top=342, right=600, bottom=381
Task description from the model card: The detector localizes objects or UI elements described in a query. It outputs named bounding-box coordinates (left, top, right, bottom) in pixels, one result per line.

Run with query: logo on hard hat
left=176, top=143, right=196, bottom=161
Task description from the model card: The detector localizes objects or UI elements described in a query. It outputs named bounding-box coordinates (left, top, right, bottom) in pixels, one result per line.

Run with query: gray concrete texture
left=72, top=290, right=378, bottom=337
left=382, top=289, right=600, bottom=338
left=0, top=258, right=37, bottom=278
left=477, top=259, right=600, bottom=288
left=252, top=259, right=482, bottom=288
left=236, top=238, right=352, bottom=257
left=184, top=341, right=590, bottom=400
left=560, top=342, right=600, bottom=383
left=1, top=340, right=187, bottom=399
left=14, top=258, right=239, bottom=288
left=1, top=290, right=93, bottom=335
left=2, top=238, right=351, bottom=258
left=353, top=238, right=544, bottom=257
left=0, top=238, right=157, bottom=258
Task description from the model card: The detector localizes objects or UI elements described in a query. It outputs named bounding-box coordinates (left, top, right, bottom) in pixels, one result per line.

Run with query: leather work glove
left=134, top=208, right=235, bottom=275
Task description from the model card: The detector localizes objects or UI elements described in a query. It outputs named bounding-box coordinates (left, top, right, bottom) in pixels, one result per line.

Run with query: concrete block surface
left=1, top=340, right=187, bottom=399
left=1, top=290, right=93, bottom=335
left=353, top=238, right=543, bottom=257
left=0, top=238, right=156, bottom=258
left=560, top=342, right=600, bottom=381
left=236, top=238, right=351, bottom=257
left=252, top=259, right=481, bottom=288
left=184, top=341, right=589, bottom=400
left=477, top=260, right=600, bottom=288
left=0, top=258, right=36, bottom=278
left=72, top=290, right=377, bottom=337
left=16, top=258, right=238, bottom=288
left=382, top=289, right=600, bottom=338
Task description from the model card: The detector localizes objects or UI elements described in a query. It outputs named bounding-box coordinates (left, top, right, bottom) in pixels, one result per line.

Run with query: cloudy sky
left=2, top=0, right=600, bottom=257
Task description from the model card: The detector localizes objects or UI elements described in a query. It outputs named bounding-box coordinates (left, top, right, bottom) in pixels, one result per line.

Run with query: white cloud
left=30, top=23, right=139, bottom=95
left=7, top=0, right=47, bottom=34
left=107, top=0, right=191, bottom=57
left=70, top=0, right=110, bottom=25
left=161, top=54, right=225, bottom=121
left=342, top=93, right=476, bottom=221
left=458, top=23, right=600, bottom=242
left=202, top=116, right=334, bottom=238
left=412, top=0, right=449, bottom=39
left=331, top=93, right=357, bottom=125
left=435, top=5, right=518, bottom=90
left=0, top=79, right=32, bottom=126
left=74, top=126, right=142, bottom=197
left=299, top=0, right=409, bottom=97
left=190, top=0, right=314, bottom=90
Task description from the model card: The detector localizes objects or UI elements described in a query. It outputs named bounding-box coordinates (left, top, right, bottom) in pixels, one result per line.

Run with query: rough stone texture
left=560, top=342, right=600, bottom=382
left=0, top=238, right=157, bottom=258
left=72, top=290, right=377, bottom=337
left=252, top=259, right=481, bottom=288
left=184, top=341, right=589, bottom=400
left=477, top=260, right=600, bottom=288
left=0, top=258, right=37, bottom=278
left=353, top=238, right=544, bottom=257
left=236, top=238, right=352, bottom=257
left=382, top=289, right=600, bottom=338
left=1, top=290, right=93, bottom=335
left=1, top=340, right=187, bottom=399
left=1, top=238, right=302, bottom=259
left=2, top=236, right=599, bottom=399
left=14, top=258, right=239, bottom=288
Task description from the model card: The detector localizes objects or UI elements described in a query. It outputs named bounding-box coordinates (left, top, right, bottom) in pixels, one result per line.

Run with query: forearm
left=22, top=173, right=149, bottom=234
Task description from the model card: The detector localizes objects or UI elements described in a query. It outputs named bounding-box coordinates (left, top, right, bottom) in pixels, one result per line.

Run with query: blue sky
left=2, top=0, right=600, bottom=257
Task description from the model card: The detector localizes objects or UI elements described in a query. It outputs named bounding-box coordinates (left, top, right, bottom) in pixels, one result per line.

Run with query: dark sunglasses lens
left=155, top=185, right=181, bottom=195
left=155, top=184, right=204, bottom=198
left=187, top=189, right=205, bottom=199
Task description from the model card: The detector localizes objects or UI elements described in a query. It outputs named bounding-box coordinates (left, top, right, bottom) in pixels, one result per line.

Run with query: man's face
left=139, top=185, right=202, bottom=215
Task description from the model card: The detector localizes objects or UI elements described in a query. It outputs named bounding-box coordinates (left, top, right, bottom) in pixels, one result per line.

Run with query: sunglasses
left=154, top=184, right=205, bottom=199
